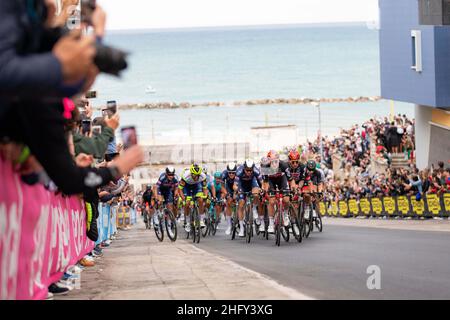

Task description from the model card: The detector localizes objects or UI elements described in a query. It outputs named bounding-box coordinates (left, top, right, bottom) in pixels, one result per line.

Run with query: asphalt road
left=180, top=219, right=450, bottom=299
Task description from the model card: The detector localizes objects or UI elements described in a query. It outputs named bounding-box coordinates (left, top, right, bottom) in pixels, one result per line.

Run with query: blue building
left=379, top=0, right=450, bottom=168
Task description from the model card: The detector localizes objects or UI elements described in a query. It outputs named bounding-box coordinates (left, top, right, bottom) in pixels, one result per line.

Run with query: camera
left=58, top=0, right=128, bottom=77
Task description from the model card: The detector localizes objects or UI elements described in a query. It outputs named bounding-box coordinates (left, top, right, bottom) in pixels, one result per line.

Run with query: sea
left=91, top=23, right=414, bottom=144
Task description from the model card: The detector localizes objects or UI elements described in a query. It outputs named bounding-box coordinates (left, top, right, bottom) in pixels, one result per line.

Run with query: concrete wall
left=428, top=123, right=450, bottom=166
left=415, top=104, right=433, bottom=169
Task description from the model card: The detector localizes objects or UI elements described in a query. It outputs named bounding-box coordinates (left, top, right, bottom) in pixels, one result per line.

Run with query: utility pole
left=188, top=117, right=192, bottom=142
left=151, top=119, right=155, bottom=144
left=312, top=102, right=323, bottom=158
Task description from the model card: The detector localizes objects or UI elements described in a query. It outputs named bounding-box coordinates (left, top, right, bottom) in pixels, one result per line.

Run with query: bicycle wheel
left=164, top=208, right=178, bottom=242
left=211, top=210, right=218, bottom=236
left=194, top=207, right=201, bottom=244
left=281, top=225, right=289, bottom=242
left=275, top=223, right=281, bottom=246
left=303, top=203, right=312, bottom=238
left=290, top=206, right=301, bottom=242
left=315, top=212, right=323, bottom=232
left=231, top=208, right=237, bottom=240
left=202, top=214, right=209, bottom=238
left=264, top=205, right=269, bottom=240
left=245, top=205, right=252, bottom=244
left=153, top=212, right=164, bottom=242
left=295, top=205, right=304, bottom=243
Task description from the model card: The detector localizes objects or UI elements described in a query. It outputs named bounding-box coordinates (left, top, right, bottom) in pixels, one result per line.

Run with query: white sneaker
left=268, top=224, right=275, bottom=233
left=46, top=292, right=54, bottom=300
left=104, top=240, right=111, bottom=245
left=225, top=225, right=232, bottom=235
left=259, top=222, right=265, bottom=232
left=252, top=207, right=258, bottom=220
left=185, top=224, right=191, bottom=233
left=200, top=220, right=206, bottom=228
left=238, top=227, right=245, bottom=237
left=67, top=265, right=82, bottom=275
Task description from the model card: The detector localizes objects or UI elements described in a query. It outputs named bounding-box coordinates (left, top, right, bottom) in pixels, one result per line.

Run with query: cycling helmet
left=288, top=149, right=300, bottom=161
left=267, top=150, right=279, bottom=160
left=202, top=164, right=208, bottom=174
left=306, top=160, right=316, bottom=171
left=260, top=157, right=270, bottom=166
left=214, top=171, right=221, bottom=179
left=146, top=184, right=152, bottom=189
left=244, top=159, right=255, bottom=169
left=227, top=162, right=237, bottom=172
left=190, top=163, right=202, bottom=175
left=165, top=166, right=175, bottom=175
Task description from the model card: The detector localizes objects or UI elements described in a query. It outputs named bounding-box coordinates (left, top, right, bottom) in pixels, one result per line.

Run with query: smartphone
left=121, top=126, right=138, bottom=150
left=105, top=152, right=120, bottom=162
left=85, top=91, right=97, bottom=99
left=81, top=120, right=91, bottom=135
left=92, top=125, right=102, bottom=136
left=104, top=100, right=117, bottom=118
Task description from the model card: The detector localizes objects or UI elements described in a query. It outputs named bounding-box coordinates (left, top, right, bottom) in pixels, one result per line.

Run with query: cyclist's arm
left=202, top=180, right=208, bottom=197
left=211, top=184, right=217, bottom=199
left=178, top=180, right=186, bottom=199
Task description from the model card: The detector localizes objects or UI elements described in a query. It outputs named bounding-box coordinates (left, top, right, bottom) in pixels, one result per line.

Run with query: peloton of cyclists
left=144, top=154, right=325, bottom=238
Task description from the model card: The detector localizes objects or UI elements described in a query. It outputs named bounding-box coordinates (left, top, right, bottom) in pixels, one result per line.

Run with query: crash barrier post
left=131, top=207, right=137, bottom=225
left=0, top=159, right=94, bottom=300
left=319, top=193, right=449, bottom=218
left=110, top=205, right=118, bottom=236
left=100, top=203, right=111, bottom=242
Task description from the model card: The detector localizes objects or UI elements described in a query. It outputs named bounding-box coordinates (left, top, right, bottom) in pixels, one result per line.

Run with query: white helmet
left=202, top=164, right=208, bottom=174
left=244, top=159, right=255, bottom=169
left=227, top=162, right=237, bottom=172
left=165, top=166, right=175, bottom=175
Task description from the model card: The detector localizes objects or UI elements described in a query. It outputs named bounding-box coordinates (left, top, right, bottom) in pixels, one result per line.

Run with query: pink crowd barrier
left=0, top=159, right=94, bottom=300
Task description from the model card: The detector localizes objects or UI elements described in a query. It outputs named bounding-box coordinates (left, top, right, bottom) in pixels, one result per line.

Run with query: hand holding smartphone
left=121, top=126, right=138, bottom=150
left=103, top=100, right=118, bottom=118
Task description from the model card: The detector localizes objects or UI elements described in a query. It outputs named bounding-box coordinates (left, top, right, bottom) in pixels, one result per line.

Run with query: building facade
left=379, top=0, right=450, bottom=168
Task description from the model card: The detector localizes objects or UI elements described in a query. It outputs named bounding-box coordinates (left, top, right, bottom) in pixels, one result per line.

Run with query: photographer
left=0, top=0, right=142, bottom=195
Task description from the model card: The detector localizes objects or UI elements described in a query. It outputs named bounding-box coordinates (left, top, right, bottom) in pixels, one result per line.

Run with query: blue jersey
left=220, top=170, right=237, bottom=189
left=236, top=166, right=262, bottom=186
left=156, top=173, right=179, bottom=194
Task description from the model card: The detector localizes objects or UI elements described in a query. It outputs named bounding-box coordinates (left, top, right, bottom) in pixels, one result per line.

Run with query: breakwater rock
left=96, top=96, right=382, bottom=110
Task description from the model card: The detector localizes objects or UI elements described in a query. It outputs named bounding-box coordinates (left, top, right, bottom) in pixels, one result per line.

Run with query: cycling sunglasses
left=290, top=160, right=299, bottom=165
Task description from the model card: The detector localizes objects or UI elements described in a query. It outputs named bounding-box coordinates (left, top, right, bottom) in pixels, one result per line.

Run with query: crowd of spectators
left=286, top=114, right=449, bottom=203
left=0, top=0, right=143, bottom=298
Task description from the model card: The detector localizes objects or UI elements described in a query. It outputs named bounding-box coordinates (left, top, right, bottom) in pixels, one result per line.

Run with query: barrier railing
left=320, top=193, right=450, bottom=218
left=0, top=159, right=94, bottom=300
left=96, top=203, right=137, bottom=244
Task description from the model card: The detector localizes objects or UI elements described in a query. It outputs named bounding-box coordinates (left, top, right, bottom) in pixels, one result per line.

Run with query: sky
left=96, top=0, right=379, bottom=30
